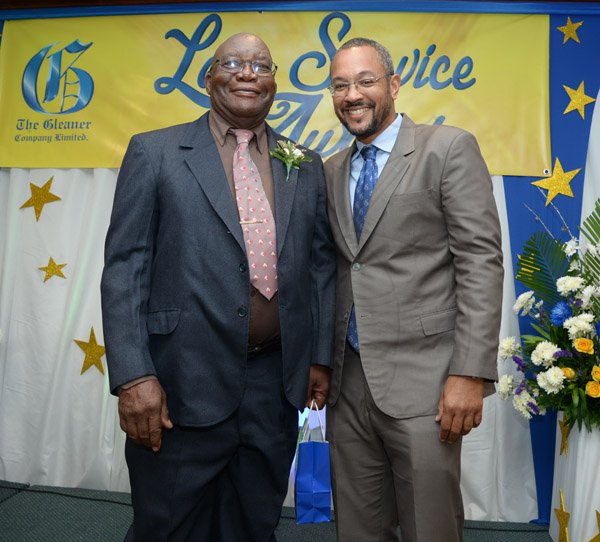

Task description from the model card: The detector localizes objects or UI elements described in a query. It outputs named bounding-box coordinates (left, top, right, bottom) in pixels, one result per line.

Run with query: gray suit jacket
left=101, top=112, right=336, bottom=427
left=324, top=115, right=503, bottom=419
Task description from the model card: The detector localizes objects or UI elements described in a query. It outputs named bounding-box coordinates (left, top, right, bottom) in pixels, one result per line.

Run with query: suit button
left=238, top=306, right=248, bottom=317
left=352, top=262, right=361, bottom=271
left=239, top=262, right=247, bottom=272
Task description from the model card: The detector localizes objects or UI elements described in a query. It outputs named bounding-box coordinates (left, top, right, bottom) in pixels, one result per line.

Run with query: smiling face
left=330, top=45, right=400, bottom=144
left=205, top=33, right=276, bottom=129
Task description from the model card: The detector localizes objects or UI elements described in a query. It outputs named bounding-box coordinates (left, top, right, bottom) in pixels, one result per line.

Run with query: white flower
left=537, top=367, right=566, bottom=394
left=563, top=313, right=595, bottom=339
left=556, top=276, right=585, bottom=296
left=497, top=374, right=515, bottom=400
left=569, top=260, right=582, bottom=272
left=563, top=238, right=579, bottom=257
left=513, top=291, right=535, bottom=316
left=512, top=388, right=538, bottom=420
left=577, top=285, right=600, bottom=309
left=270, top=140, right=312, bottom=181
left=530, top=341, right=560, bottom=367
left=498, top=337, right=521, bottom=360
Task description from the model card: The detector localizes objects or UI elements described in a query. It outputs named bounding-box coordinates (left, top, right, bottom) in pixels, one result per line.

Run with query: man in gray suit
left=324, top=38, right=503, bottom=542
left=101, top=33, right=335, bottom=541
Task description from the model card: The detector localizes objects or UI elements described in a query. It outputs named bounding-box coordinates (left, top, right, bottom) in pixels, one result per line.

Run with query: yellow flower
left=592, top=365, right=600, bottom=383
left=562, top=367, right=576, bottom=380
left=586, top=381, right=600, bottom=398
left=574, top=337, right=594, bottom=355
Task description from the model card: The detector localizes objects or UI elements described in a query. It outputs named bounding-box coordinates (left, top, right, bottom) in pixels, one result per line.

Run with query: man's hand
left=118, top=379, right=173, bottom=452
left=306, top=365, right=332, bottom=409
left=435, top=375, right=484, bottom=444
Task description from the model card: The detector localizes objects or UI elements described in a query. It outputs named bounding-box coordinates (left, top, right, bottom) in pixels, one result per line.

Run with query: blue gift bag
left=294, top=401, right=332, bottom=524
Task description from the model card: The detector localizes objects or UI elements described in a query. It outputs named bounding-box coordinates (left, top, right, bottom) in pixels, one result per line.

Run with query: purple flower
left=597, top=322, right=600, bottom=337
left=527, top=402, right=541, bottom=415
left=515, top=380, right=528, bottom=395
left=550, top=302, right=572, bottom=326
left=513, top=355, right=527, bottom=372
left=553, top=349, right=573, bottom=359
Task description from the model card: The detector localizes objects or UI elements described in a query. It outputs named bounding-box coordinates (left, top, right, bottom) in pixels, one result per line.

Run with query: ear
left=205, top=71, right=212, bottom=95
left=390, top=73, right=401, bottom=99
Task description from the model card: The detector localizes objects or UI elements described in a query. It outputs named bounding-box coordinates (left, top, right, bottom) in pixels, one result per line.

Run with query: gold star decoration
left=531, top=158, right=579, bottom=206
left=38, top=257, right=67, bottom=282
left=559, top=417, right=570, bottom=456
left=74, top=327, right=106, bottom=375
left=20, top=176, right=61, bottom=221
left=557, top=17, right=583, bottom=44
left=563, top=81, right=596, bottom=119
left=588, top=511, right=600, bottom=542
left=554, top=489, right=570, bottom=542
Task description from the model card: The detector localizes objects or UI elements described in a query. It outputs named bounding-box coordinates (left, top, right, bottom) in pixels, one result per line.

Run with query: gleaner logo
left=22, top=39, right=94, bottom=114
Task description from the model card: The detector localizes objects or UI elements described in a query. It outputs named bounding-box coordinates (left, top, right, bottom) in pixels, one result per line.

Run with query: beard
left=338, top=97, right=394, bottom=139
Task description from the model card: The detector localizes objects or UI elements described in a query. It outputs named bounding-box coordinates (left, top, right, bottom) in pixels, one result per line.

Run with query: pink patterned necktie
left=232, top=128, right=278, bottom=300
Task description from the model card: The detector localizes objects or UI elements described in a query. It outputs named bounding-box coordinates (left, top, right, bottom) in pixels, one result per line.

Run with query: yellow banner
left=0, top=11, right=549, bottom=175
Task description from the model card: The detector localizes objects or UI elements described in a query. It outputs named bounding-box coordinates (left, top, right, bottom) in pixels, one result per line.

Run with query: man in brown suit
left=324, top=38, right=503, bottom=542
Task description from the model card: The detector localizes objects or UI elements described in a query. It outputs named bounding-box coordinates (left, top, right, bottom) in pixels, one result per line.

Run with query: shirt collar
left=354, top=113, right=403, bottom=158
left=208, top=109, right=268, bottom=154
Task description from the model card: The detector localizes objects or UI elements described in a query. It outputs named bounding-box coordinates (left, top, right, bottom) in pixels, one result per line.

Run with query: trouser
left=124, top=347, right=298, bottom=541
left=327, top=346, right=463, bottom=542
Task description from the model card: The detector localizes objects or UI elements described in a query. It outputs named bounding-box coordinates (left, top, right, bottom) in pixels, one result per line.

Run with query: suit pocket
left=389, top=188, right=434, bottom=206
left=147, top=309, right=181, bottom=335
left=419, top=308, right=456, bottom=336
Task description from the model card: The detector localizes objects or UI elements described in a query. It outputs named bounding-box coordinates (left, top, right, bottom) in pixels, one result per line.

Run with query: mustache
left=342, top=100, right=374, bottom=111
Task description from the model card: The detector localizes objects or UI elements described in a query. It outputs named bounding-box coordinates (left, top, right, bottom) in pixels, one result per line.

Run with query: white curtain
left=0, top=167, right=537, bottom=519
left=0, top=168, right=129, bottom=491
left=460, top=177, right=537, bottom=522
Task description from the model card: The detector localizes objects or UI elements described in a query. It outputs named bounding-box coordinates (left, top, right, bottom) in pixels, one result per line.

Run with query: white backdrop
left=0, top=164, right=539, bottom=521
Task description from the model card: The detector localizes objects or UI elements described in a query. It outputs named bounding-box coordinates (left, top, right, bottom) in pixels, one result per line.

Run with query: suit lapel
left=268, top=128, right=298, bottom=257
left=182, top=114, right=246, bottom=254
left=331, top=144, right=359, bottom=256
left=356, top=115, right=415, bottom=253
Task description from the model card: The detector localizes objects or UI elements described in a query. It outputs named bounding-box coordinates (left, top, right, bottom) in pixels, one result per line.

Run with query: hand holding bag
left=294, top=400, right=332, bottom=524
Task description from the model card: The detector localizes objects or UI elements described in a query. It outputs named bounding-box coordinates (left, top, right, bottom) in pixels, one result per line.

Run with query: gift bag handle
left=300, top=399, right=326, bottom=442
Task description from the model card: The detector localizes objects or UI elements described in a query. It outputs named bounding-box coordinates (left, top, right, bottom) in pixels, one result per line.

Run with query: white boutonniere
left=270, top=140, right=312, bottom=181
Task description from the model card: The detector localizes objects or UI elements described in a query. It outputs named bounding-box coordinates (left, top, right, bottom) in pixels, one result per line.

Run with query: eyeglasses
left=327, top=74, right=393, bottom=96
left=213, top=57, right=278, bottom=77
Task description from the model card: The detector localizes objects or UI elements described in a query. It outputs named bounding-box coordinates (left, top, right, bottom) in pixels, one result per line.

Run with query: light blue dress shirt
left=349, top=113, right=403, bottom=209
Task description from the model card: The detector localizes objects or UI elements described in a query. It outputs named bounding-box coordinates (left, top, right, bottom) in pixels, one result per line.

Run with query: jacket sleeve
left=441, top=130, right=503, bottom=381
left=100, top=135, right=159, bottom=394
left=308, top=153, right=337, bottom=368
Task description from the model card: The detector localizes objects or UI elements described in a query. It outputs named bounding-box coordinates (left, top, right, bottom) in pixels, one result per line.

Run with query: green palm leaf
left=580, top=198, right=600, bottom=314
left=580, top=199, right=600, bottom=245
left=516, top=231, right=569, bottom=305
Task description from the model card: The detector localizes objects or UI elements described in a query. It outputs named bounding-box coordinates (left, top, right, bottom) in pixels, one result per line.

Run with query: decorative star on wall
left=558, top=417, right=570, bottom=456
left=588, top=511, right=600, bottom=542
left=531, top=158, right=579, bottom=205
left=74, top=327, right=106, bottom=375
left=557, top=17, right=583, bottom=44
left=554, top=489, right=570, bottom=542
left=20, top=176, right=61, bottom=221
left=39, top=257, right=67, bottom=282
left=563, top=81, right=596, bottom=119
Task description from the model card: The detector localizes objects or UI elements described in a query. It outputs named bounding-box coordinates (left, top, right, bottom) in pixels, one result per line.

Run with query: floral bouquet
left=498, top=199, right=600, bottom=431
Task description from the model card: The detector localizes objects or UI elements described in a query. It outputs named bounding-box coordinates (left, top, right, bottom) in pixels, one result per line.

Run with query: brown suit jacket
left=324, top=114, right=503, bottom=419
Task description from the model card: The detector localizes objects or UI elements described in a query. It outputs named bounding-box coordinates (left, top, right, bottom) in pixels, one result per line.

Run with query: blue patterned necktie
left=347, top=145, right=379, bottom=352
